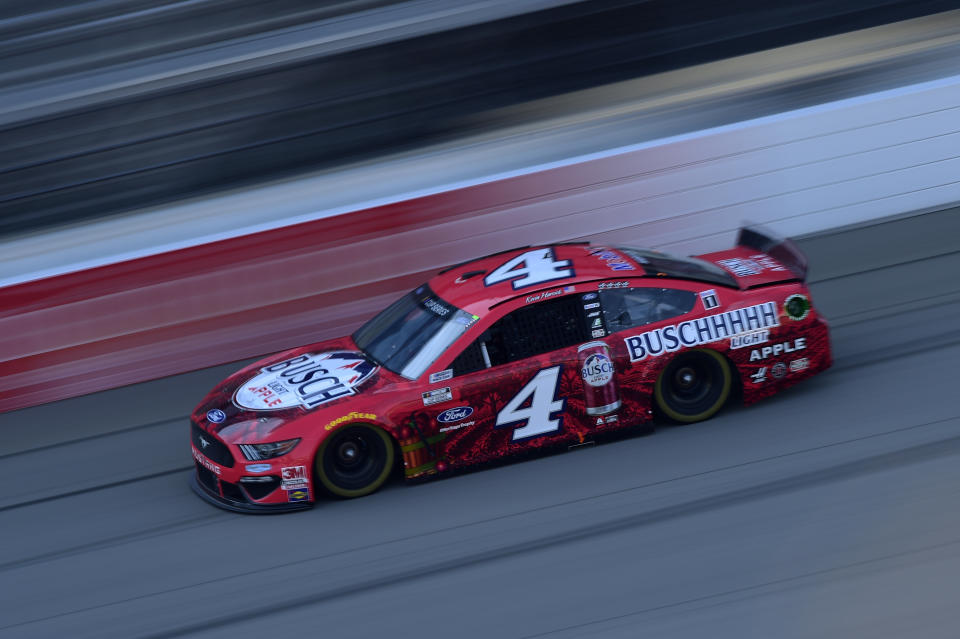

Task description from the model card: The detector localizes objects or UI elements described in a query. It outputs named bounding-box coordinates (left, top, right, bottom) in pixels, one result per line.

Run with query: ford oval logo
left=437, top=406, right=473, bottom=423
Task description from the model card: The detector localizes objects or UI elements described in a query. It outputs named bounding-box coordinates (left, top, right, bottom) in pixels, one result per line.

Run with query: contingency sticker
left=287, top=488, right=310, bottom=503
left=429, top=369, right=454, bottom=384
left=422, top=387, right=453, bottom=406
left=281, top=466, right=309, bottom=489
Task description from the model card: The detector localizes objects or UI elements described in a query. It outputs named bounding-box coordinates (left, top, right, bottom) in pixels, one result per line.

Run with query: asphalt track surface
left=1, top=208, right=958, bottom=638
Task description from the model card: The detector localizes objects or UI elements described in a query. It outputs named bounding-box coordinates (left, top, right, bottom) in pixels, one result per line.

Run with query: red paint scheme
left=191, top=236, right=831, bottom=511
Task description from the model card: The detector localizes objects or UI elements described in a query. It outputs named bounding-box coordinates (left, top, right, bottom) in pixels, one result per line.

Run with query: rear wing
left=737, top=227, right=808, bottom=281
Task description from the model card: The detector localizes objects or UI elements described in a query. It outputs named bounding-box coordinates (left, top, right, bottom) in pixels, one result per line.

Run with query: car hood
left=193, top=335, right=397, bottom=442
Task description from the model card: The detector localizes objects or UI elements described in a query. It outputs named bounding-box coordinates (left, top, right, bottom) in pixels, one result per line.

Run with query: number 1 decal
left=484, top=248, right=573, bottom=290
left=495, top=366, right=565, bottom=441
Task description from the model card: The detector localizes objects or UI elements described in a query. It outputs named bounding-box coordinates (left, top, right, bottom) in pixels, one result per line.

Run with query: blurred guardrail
left=0, top=0, right=953, bottom=235
left=1, top=71, right=958, bottom=413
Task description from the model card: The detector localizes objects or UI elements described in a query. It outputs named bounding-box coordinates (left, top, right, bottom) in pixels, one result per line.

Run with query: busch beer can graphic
left=578, top=341, right=621, bottom=416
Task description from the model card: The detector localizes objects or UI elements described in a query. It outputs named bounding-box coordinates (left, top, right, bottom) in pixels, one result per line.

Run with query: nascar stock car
left=190, top=228, right=831, bottom=512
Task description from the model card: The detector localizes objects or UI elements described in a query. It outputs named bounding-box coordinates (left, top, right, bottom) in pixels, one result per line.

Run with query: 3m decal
left=437, top=406, right=474, bottom=423
left=784, top=294, right=811, bottom=320
left=206, top=409, right=226, bottom=423
left=422, top=387, right=453, bottom=406
left=699, top=289, right=720, bottom=310
left=484, top=248, right=573, bottom=290
left=625, top=302, right=780, bottom=361
left=429, top=369, right=454, bottom=384
left=324, top=411, right=377, bottom=431
left=495, top=366, right=565, bottom=442
left=730, top=329, right=769, bottom=349
left=749, top=338, right=806, bottom=361
left=234, top=352, right=377, bottom=411
left=281, top=466, right=309, bottom=489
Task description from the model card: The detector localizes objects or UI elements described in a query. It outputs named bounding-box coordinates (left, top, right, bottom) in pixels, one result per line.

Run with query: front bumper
left=190, top=436, right=314, bottom=513
left=190, top=468, right=311, bottom=514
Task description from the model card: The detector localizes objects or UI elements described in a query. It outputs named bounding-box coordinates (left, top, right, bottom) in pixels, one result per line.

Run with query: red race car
left=190, top=228, right=831, bottom=512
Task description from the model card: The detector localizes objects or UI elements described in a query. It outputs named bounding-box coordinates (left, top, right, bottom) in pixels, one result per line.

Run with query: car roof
left=429, top=244, right=646, bottom=314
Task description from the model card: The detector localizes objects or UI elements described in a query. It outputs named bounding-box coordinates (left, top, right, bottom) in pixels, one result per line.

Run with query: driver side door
left=432, top=292, right=596, bottom=470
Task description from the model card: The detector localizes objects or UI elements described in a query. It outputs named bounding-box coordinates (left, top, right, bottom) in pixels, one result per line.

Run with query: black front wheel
left=315, top=424, right=396, bottom=498
left=654, top=349, right=733, bottom=423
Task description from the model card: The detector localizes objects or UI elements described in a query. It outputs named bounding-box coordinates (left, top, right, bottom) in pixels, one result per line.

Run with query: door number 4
left=495, top=366, right=566, bottom=441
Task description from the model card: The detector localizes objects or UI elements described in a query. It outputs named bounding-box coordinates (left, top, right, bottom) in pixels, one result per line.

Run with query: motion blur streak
left=0, top=0, right=953, bottom=233
left=2, top=32, right=959, bottom=410
left=1, top=3, right=959, bottom=636
left=0, top=210, right=958, bottom=638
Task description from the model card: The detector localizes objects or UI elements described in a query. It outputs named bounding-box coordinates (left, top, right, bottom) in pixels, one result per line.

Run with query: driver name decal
left=234, top=352, right=378, bottom=411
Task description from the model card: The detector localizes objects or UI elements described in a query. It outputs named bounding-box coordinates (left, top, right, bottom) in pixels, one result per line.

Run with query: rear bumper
left=190, top=470, right=311, bottom=514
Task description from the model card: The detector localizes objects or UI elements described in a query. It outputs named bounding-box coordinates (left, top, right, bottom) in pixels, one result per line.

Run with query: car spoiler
left=737, top=227, right=808, bottom=281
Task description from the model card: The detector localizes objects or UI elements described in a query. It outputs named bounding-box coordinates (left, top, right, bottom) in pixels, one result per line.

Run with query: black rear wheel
left=315, top=424, right=395, bottom=498
left=654, top=349, right=732, bottom=423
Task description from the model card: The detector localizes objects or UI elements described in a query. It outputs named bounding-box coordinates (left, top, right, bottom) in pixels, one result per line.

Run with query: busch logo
left=581, top=353, right=614, bottom=387
left=625, top=302, right=780, bottom=361
left=234, top=352, right=377, bottom=411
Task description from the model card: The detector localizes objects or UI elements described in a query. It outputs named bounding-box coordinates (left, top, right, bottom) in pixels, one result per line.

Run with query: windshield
left=353, top=285, right=478, bottom=379
left=618, top=247, right=737, bottom=288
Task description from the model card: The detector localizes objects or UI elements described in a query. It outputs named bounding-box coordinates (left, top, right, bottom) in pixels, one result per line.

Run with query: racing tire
left=315, top=424, right=396, bottom=498
left=654, top=349, right=732, bottom=423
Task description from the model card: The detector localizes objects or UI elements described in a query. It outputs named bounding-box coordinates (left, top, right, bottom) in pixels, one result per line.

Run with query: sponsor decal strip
left=625, top=302, right=780, bottom=361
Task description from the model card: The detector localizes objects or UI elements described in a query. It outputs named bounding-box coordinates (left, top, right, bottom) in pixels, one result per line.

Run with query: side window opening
left=450, top=294, right=589, bottom=374
left=451, top=340, right=486, bottom=375
left=601, top=288, right=696, bottom=333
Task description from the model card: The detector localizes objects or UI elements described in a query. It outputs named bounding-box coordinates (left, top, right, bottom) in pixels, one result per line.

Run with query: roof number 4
left=484, top=248, right=573, bottom=290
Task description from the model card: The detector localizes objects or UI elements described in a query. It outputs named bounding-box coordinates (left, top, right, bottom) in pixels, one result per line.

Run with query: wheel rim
left=655, top=350, right=732, bottom=422
left=317, top=425, right=394, bottom=497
